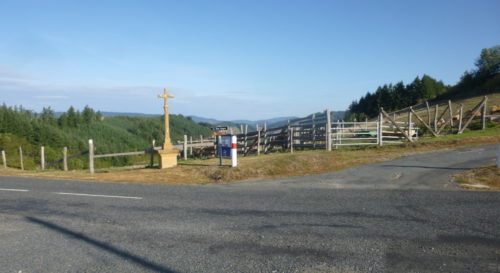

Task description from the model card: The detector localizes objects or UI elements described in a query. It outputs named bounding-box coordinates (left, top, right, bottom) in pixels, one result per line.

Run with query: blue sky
left=0, top=0, right=498, bottom=120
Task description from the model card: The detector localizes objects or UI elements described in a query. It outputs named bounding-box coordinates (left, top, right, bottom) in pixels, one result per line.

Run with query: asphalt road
left=0, top=144, right=499, bottom=273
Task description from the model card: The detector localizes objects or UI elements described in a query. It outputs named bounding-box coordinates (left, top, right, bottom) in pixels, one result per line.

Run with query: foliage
left=346, top=75, right=448, bottom=120
left=347, top=45, right=499, bottom=120
left=0, top=104, right=212, bottom=170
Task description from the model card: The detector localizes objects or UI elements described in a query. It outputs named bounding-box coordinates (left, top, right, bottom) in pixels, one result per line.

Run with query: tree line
left=346, top=45, right=499, bottom=120
left=0, top=105, right=212, bottom=170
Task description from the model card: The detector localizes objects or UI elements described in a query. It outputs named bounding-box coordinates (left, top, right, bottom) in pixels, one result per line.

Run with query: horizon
left=1, top=0, right=499, bottom=120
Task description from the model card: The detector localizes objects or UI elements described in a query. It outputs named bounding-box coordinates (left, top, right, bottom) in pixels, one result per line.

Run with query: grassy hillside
left=347, top=45, right=499, bottom=121
left=0, top=105, right=212, bottom=170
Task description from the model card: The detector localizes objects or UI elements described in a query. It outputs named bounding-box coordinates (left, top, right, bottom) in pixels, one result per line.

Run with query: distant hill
left=188, top=115, right=299, bottom=126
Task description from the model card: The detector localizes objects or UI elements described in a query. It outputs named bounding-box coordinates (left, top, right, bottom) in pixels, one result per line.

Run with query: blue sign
left=220, top=134, right=232, bottom=158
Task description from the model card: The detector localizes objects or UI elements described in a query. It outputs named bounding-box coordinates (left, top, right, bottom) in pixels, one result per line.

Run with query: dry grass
left=391, top=93, right=500, bottom=123
left=453, top=164, right=500, bottom=191
left=0, top=127, right=499, bottom=185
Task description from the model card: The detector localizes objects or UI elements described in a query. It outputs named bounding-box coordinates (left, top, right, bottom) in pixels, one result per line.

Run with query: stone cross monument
left=157, top=88, right=178, bottom=168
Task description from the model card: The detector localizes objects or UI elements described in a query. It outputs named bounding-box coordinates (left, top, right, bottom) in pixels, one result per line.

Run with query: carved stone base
left=157, top=149, right=178, bottom=169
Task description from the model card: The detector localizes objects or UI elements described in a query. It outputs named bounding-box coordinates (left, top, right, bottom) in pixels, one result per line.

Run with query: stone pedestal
left=157, top=149, right=178, bottom=169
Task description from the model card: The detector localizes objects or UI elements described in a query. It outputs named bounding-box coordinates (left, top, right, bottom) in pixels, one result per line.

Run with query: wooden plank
left=410, top=107, right=438, bottom=137
left=434, top=104, right=439, bottom=132
left=437, top=107, right=461, bottom=135
left=426, top=101, right=431, bottom=124
left=448, top=100, right=454, bottom=128
left=458, top=97, right=487, bottom=134
left=458, top=104, right=463, bottom=131
left=380, top=108, right=413, bottom=142
left=94, top=151, right=147, bottom=159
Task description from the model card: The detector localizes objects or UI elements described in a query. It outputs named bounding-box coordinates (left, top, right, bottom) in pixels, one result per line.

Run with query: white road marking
left=53, top=192, right=142, bottom=199
left=0, top=188, right=29, bottom=192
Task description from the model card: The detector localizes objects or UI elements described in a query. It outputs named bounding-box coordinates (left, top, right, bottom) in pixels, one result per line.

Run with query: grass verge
left=453, top=164, right=500, bottom=191
left=0, top=127, right=499, bottom=185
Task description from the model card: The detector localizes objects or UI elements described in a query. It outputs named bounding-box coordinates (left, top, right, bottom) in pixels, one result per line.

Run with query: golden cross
left=158, top=88, right=174, bottom=107
left=157, top=88, right=174, bottom=150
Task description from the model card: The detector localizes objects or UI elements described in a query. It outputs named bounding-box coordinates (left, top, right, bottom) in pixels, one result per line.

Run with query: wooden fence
left=1, top=96, right=495, bottom=173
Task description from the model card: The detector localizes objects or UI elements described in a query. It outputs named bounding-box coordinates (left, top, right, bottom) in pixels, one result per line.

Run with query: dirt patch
left=453, top=164, right=500, bottom=191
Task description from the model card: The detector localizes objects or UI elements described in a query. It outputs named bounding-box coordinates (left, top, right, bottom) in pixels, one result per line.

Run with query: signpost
left=216, top=134, right=237, bottom=167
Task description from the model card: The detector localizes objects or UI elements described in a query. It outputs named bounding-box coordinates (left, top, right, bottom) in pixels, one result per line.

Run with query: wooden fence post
left=458, top=104, right=463, bottom=132
left=408, top=108, right=413, bottom=141
left=63, top=147, right=68, bottom=171
left=244, top=124, right=248, bottom=154
left=448, top=100, right=454, bottom=128
left=40, top=146, right=45, bottom=170
left=89, top=139, right=94, bottom=174
left=312, top=113, right=316, bottom=149
left=19, top=146, right=24, bottom=170
left=339, top=120, right=344, bottom=146
left=334, top=120, right=339, bottom=149
left=183, top=135, right=188, bottom=160
left=325, top=109, right=332, bottom=151
left=434, top=104, right=439, bottom=132
left=426, top=101, right=431, bottom=126
left=1, top=150, right=6, bottom=168
left=150, top=140, right=155, bottom=167
left=189, top=136, right=193, bottom=156
left=263, top=122, right=268, bottom=154
left=482, top=96, right=488, bottom=130
left=378, top=112, right=383, bottom=146
left=256, top=124, right=261, bottom=156
left=458, top=97, right=487, bottom=134
left=287, top=120, right=291, bottom=150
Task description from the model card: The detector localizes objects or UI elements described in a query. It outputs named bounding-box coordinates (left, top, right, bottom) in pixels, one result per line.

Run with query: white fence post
left=408, top=108, right=413, bottom=142
left=231, top=135, right=237, bottom=167
left=19, top=146, right=24, bottom=170
left=325, top=109, right=332, bottom=151
left=256, top=124, right=261, bottom=156
left=40, top=146, right=45, bottom=170
left=63, top=147, right=68, bottom=171
left=189, top=136, right=193, bottom=156
left=183, top=135, right=188, bottom=160
left=89, top=139, right=94, bottom=174
left=1, top=150, right=6, bottom=168
left=378, top=112, right=383, bottom=146
left=482, top=96, right=488, bottom=130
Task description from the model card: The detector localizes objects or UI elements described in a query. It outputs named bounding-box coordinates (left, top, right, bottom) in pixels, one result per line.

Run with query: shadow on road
left=381, top=164, right=472, bottom=171
left=25, top=216, right=177, bottom=273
